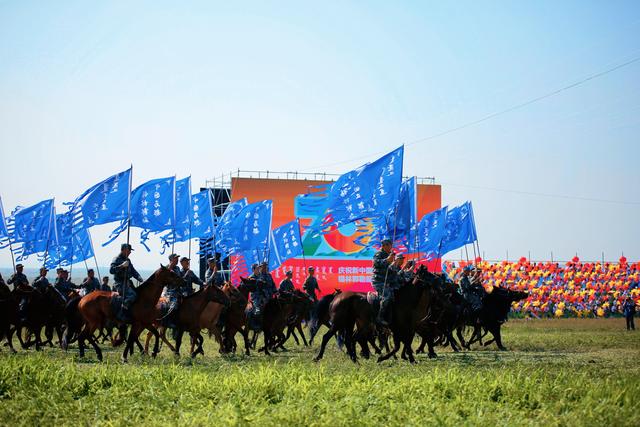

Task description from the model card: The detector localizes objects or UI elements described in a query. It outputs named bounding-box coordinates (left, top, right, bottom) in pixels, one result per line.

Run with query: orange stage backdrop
left=230, top=177, right=441, bottom=295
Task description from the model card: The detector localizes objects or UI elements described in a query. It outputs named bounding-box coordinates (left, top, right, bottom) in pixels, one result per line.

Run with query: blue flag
left=237, top=233, right=279, bottom=271
left=369, top=176, right=417, bottom=250
left=130, top=177, right=176, bottom=230
left=439, top=202, right=477, bottom=256
left=416, top=206, right=448, bottom=259
left=45, top=227, right=95, bottom=269
left=0, top=196, right=8, bottom=240
left=309, top=146, right=404, bottom=233
left=216, top=200, right=272, bottom=257
left=71, top=168, right=132, bottom=228
left=160, top=188, right=215, bottom=247
left=104, top=176, right=176, bottom=249
left=271, top=219, right=304, bottom=267
left=213, top=198, right=248, bottom=255
left=17, top=209, right=65, bottom=258
left=11, top=199, right=55, bottom=243
left=189, top=190, right=215, bottom=238
left=174, top=177, right=192, bottom=232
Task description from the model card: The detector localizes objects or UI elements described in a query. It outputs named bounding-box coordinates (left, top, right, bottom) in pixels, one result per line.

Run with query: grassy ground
left=0, top=318, right=638, bottom=426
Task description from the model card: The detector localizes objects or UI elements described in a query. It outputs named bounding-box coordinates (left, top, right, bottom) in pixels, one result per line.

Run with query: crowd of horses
left=0, top=265, right=528, bottom=363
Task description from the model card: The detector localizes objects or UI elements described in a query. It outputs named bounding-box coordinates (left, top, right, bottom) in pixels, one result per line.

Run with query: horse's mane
left=182, top=286, right=206, bottom=301
left=134, top=269, right=163, bottom=294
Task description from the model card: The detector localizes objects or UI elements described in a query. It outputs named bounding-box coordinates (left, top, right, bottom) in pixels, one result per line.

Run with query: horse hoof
left=313, top=356, right=321, bottom=362
left=428, top=353, right=437, bottom=359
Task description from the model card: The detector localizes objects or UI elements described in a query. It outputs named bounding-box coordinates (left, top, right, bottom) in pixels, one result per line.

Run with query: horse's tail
left=62, top=296, right=83, bottom=350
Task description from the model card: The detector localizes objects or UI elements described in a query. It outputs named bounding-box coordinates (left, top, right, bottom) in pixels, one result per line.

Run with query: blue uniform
left=205, top=268, right=225, bottom=288
left=279, top=278, right=295, bottom=293
left=302, top=276, right=320, bottom=301
left=81, top=277, right=101, bottom=294
left=8, top=272, right=29, bottom=289
left=110, top=254, right=143, bottom=309
left=371, top=249, right=392, bottom=294
left=258, top=272, right=277, bottom=301
left=180, top=268, right=203, bottom=296
left=32, top=276, right=50, bottom=292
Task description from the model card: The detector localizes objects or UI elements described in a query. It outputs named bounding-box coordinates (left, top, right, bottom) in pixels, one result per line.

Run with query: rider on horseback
left=161, top=253, right=182, bottom=327
left=249, top=262, right=277, bottom=329
left=54, top=269, right=78, bottom=301
left=32, top=267, right=50, bottom=292
left=373, top=239, right=396, bottom=326
left=278, top=270, right=295, bottom=293
left=110, top=243, right=144, bottom=321
left=459, top=266, right=485, bottom=315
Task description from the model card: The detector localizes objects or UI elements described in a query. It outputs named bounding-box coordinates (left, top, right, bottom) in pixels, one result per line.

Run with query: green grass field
left=1, top=318, right=638, bottom=426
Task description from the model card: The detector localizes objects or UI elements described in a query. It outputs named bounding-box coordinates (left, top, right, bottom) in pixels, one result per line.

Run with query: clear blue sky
left=1, top=1, right=639, bottom=271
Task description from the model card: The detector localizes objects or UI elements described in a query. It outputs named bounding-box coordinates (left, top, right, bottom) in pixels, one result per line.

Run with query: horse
left=376, top=266, right=436, bottom=364
left=464, top=287, right=529, bottom=350
left=308, top=290, right=341, bottom=345
left=73, top=265, right=183, bottom=362
left=413, top=273, right=467, bottom=357
left=313, top=291, right=376, bottom=363
left=221, top=280, right=253, bottom=355
left=149, top=284, right=230, bottom=358
left=281, top=290, right=314, bottom=347
left=259, top=291, right=309, bottom=355
left=0, top=286, right=20, bottom=353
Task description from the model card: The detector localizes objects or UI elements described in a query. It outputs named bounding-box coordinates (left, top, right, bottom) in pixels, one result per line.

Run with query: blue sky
left=0, top=1, right=639, bottom=271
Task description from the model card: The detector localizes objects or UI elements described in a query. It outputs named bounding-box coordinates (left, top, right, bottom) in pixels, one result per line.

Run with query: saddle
left=110, top=295, right=129, bottom=322
left=157, top=297, right=178, bottom=327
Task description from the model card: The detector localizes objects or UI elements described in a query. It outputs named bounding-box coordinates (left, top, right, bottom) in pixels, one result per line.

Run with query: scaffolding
left=204, top=169, right=436, bottom=191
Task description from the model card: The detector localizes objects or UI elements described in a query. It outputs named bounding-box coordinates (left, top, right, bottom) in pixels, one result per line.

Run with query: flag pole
left=122, top=165, right=133, bottom=314
left=87, top=229, right=102, bottom=283
left=43, top=200, right=55, bottom=270
left=0, top=196, right=16, bottom=273
left=296, top=217, right=307, bottom=274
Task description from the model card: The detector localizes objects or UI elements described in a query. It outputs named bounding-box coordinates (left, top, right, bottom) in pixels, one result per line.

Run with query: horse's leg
left=160, top=327, right=177, bottom=353
left=241, top=326, right=251, bottom=356
left=378, top=333, right=401, bottom=363
left=122, top=324, right=140, bottom=362
left=404, top=337, right=416, bottom=364
left=492, top=326, right=506, bottom=351
left=197, top=334, right=205, bottom=356
left=144, top=330, right=152, bottom=355
left=297, top=323, right=308, bottom=347
left=189, top=334, right=196, bottom=356
left=191, top=333, right=204, bottom=358
left=448, top=332, right=460, bottom=352
left=6, top=326, right=17, bottom=353
left=427, top=335, right=438, bottom=359
left=313, top=325, right=338, bottom=362
left=368, top=335, right=381, bottom=354
left=86, top=332, right=103, bottom=362
left=34, top=327, right=42, bottom=351
left=456, top=326, right=468, bottom=350
left=174, top=329, right=184, bottom=356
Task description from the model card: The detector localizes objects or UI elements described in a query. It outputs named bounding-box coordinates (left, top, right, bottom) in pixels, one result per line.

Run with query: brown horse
left=281, top=290, right=314, bottom=347
left=313, top=291, right=376, bottom=363
left=75, top=265, right=183, bottom=362
left=259, top=291, right=310, bottom=355
left=222, top=279, right=254, bottom=355
left=143, top=285, right=230, bottom=357
left=0, top=287, right=20, bottom=353
left=173, top=285, right=230, bottom=357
